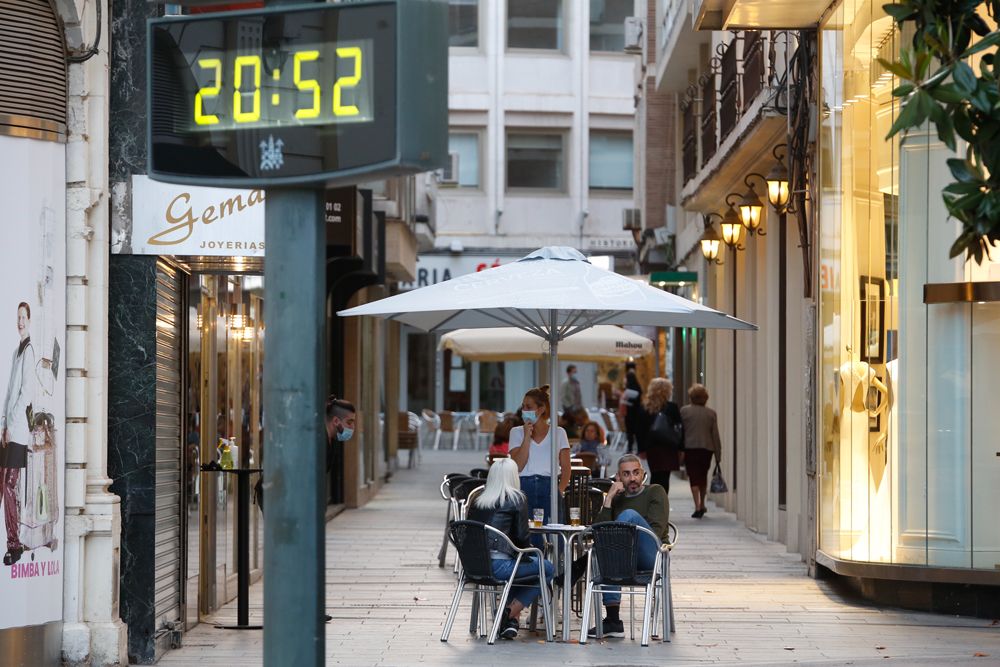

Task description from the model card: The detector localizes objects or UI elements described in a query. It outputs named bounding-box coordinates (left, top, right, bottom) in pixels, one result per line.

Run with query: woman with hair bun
left=508, top=385, right=571, bottom=532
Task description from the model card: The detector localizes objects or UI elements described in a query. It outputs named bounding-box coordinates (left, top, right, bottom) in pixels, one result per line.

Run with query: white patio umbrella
left=339, top=246, right=755, bottom=521
left=439, top=324, right=653, bottom=362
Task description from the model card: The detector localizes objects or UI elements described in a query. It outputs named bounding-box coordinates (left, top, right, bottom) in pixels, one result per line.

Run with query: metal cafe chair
left=441, top=520, right=554, bottom=645
left=437, top=474, right=473, bottom=568
left=451, top=478, right=487, bottom=572
left=473, top=410, right=499, bottom=450
left=422, top=409, right=442, bottom=449
left=579, top=521, right=671, bottom=646
left=397, top=411, right=421, bottom=469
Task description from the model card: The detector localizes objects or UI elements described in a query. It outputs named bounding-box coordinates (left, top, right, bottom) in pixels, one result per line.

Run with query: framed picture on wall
left=859, top=276, right=886, bottom=364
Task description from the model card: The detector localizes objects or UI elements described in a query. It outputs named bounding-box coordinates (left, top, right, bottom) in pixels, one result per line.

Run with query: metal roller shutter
left=154, top=260, right=184, bottom=644
left=0, top=0, right=67, bottom=139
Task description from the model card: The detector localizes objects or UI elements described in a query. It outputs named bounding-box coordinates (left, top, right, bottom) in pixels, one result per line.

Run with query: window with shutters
left=0, top=0, right=67, bottom=141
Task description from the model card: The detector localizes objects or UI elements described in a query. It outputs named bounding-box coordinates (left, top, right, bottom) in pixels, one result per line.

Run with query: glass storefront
left=819, top=0, right=1000, bottom=569
left=185, top=274, right=265, bottom=621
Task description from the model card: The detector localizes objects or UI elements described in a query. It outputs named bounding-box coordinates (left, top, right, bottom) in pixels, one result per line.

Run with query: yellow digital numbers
left=293, top=50, right=321, bottom=120
left=194, top=58, right=221, bottom=126
left=195, top=46, right=365, bottom=127
left=333, top=47, right=362, bottom=117
left=233, top=55, right=262, bottom=122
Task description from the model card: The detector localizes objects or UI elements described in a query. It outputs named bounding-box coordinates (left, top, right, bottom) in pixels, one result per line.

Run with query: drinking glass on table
left=569, top=507, right=581, bottom=526
left=531, top=508, right=545, bottom=528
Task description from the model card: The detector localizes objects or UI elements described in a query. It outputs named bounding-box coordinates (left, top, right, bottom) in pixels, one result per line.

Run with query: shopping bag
left=710, top=463, right=728, bottom=494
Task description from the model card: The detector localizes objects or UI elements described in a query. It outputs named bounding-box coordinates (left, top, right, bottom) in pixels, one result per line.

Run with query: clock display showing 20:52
left=188, top=40, right=374, bottom=132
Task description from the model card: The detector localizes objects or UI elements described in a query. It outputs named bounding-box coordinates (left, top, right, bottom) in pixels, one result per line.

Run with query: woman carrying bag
left=680, top=384, right=722, bottom=518
left=637, top=377, right=685, bottom=493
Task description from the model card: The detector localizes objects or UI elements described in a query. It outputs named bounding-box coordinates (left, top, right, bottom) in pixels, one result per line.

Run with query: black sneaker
left=587, top=618, right=625, bottom=638
left=500, top=616, right=519, bottom=639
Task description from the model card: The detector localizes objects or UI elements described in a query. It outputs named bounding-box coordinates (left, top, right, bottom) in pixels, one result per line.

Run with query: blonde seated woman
left=467, top=458, right=555, bottom=640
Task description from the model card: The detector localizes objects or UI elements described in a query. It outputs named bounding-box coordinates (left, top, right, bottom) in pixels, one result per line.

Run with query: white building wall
left=429, top=0, right=638, bottom=253
left=53, top=0, right=129, bottom=663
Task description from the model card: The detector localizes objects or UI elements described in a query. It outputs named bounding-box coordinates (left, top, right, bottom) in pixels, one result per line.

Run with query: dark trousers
left=1, top=466, right=20, bottom=550
left=650, top=470, right=672, bottom=493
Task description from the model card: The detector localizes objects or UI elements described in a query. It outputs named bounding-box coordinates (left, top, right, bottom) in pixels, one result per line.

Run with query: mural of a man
left=0, top=302, right=35, bottom=565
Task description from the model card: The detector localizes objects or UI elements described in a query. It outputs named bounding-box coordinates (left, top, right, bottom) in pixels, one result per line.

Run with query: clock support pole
left=262, top=188, right=326, bottom=666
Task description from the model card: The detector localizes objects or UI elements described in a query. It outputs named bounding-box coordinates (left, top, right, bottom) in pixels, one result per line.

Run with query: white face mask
left=522, top=410, right=537, bottom=424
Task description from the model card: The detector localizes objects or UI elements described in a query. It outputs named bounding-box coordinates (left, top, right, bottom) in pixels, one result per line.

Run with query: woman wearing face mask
left=508, top=385, right=571, bottom=531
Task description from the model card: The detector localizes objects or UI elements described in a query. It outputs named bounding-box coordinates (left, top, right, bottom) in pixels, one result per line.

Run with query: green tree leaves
left=882, top=0, right=1000, bottom=264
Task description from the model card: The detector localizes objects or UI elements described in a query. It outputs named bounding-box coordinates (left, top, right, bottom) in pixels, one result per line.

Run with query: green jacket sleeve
left=595, top=500, right=614, bottom=524
left=645, top=486, right=669, bottom=540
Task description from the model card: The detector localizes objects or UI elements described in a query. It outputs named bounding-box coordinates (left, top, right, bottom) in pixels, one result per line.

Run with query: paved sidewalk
left=157, top=450, right=1000, bottom=666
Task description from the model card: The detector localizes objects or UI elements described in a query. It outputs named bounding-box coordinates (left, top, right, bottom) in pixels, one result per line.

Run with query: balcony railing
left=700, top=73, right=717, bottom=166
left=682, top=96, right=697, bottom=184
left=718, top=38, right=739, bottom=139
left=681, top=30, right=793, bottom=185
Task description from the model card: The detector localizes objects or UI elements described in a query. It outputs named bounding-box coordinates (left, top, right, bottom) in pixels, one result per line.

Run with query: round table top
left=528, top=523, right=587, bottom=534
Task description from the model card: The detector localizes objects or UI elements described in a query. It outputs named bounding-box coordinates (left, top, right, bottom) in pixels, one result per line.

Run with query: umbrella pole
left=548, top=310, right=560, bottom=522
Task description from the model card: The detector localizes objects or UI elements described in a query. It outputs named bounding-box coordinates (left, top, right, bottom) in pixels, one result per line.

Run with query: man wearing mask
left=560, top=365, right=583, bottom=435
left=325, top=396, right=356, bottom=447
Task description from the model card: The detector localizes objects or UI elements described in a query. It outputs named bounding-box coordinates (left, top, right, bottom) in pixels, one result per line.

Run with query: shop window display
left=819, top=0, right=1000, bottom=569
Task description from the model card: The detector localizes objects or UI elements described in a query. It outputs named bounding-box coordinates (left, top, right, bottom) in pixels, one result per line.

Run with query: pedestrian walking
left=637, top=377, right=685, bottom=493
left=680, top=384, right=722, bottom=518
left=621, top=361, right=643, bottom=453
left=560, top=365, right=583, bottom=436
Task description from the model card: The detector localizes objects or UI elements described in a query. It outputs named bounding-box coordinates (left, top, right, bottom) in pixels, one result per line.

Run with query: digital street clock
left=147, top=0, right=447, bottom=187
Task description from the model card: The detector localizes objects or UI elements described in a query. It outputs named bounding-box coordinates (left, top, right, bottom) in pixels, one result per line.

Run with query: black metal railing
left=682, top=30, right=795, bottom=186
left=742, top=31, right=765, bottom=112
left=700, top=73, right=717, bottom=166
left=719, top=38, right=739, bottom=138
left=682, top=98, right=697, bottom=184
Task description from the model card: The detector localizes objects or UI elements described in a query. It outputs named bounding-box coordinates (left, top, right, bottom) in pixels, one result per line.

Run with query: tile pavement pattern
left=157, top=450, right=1000, bottom=666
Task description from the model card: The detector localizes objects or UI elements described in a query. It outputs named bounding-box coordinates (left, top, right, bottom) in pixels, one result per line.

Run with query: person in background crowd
left=509, top=385, right=571, bottom=542
left=622, top=361, right=643, bottom=453
left=572, top=420, right=610, bottom=474
left=680, top=384, right=722, bottom=518
left=560, top=365, right=584, bottom=437
left=468, top=458, right=555, bottom=640
left=638, top=377, right=685, bottom=493
left=490, top=413, right=522, bottom=458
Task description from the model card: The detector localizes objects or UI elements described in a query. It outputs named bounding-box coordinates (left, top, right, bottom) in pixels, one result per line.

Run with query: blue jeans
left=491, top=555, right=555, bottom=608
left=520, top=475, right=553, bottom=550
left=600, top=509, right=659, bottom=606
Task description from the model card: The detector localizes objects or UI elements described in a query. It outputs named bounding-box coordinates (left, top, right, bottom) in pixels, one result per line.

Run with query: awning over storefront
left=694, top=0, right=832, bottom=30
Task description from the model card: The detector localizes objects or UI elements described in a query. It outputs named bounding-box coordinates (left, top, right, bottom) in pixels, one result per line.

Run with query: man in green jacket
left=588, top=453, right=669, bottom=637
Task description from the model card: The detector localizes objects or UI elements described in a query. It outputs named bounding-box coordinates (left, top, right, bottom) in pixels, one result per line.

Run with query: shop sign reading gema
left=128, top=176, right=265, bottom=256
left=146, top=0, right=447, bottom=188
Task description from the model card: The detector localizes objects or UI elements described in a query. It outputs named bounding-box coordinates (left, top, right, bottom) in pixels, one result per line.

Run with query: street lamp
left=737, top=179, right=766, bottom=236
left=766, top=144, right=791, bottom=214
left=722, top=194, right=746, bottom=250
left=700, top=213, right=724, bottom=264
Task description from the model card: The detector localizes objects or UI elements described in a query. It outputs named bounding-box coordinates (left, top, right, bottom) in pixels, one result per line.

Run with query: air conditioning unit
left=622, top=207, right=642, bottom=231
left=623, top=17, right=643, bottom=54
left=436, top=152, right=460, bottom=186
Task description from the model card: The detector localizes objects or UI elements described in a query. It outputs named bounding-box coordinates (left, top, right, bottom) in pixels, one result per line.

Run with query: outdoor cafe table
left=530, top=523, right=588, bottom=642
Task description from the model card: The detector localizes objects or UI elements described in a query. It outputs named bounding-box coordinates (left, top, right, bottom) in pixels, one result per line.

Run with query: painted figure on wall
left=1, top=303, right=35, bottom=565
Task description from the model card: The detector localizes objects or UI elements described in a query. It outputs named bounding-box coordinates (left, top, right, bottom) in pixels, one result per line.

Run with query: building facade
left=404, top=0, right=641, bottom=416
left=0, top=0, right=129, bottom=664
left=638, top=0, right=1000, bottom=613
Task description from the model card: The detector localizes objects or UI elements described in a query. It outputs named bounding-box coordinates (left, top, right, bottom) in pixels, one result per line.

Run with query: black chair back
left=453, top=477, right=486, bottom=503
left=448, top=520, right=499, bottom=585
left=589, top=521, right=651, bottom=585
left=444, top=474, right=473, bottom=497
left=590, top=478, right=614, bottom=494
left=469, top=467, right=489, bottom=478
